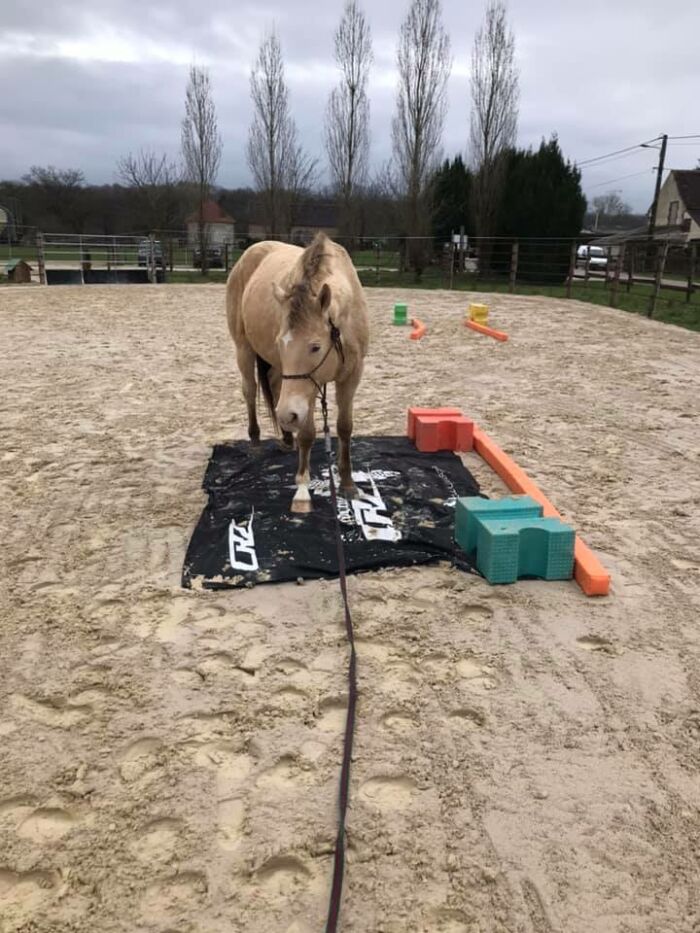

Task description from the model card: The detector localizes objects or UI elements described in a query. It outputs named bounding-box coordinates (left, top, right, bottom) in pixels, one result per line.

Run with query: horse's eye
left=310, top=344, right=321, bottom=354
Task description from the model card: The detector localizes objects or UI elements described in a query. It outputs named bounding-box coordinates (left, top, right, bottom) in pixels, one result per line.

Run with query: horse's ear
left=318, top=283, right=331, bottom=313
left=272, top=282, right=287, bottom=305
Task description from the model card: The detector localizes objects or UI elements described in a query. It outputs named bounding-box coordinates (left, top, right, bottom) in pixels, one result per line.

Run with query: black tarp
left=182, top=436, right=483, bottom=590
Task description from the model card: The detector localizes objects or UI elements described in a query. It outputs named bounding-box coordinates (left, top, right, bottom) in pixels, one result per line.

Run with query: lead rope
left=320, top=387, right=358, bottom=933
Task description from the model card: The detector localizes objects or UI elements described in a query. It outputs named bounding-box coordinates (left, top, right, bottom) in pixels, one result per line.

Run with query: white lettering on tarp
left=309, top=465, right=402, bottom=543
left=431, top=466, right=458, bottom=508
left=228, top=509, right=259, bottom=572
left=351, top=472, right=402, bottom=542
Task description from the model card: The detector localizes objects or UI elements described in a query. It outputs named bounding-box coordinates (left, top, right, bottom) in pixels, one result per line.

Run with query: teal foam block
left=476, top=517, right=575, bottom=584
left=455, top=495, right=543, bottom=556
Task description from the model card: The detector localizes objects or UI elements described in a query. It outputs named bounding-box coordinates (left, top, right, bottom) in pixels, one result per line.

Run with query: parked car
left=577, top=244, right=608, bottom=271
left=193, top=245, right=224, bottom=269
left=137, top=238, right=165, bottom=268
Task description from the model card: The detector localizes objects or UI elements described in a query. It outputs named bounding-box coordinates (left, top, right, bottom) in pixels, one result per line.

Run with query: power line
left=575, top=135, right=698, bottom=171
left=576, top=142, right=651, bottom=167
left=587, top=168, right=657, bottom=189
left=579, top=147, right=657, bottom=172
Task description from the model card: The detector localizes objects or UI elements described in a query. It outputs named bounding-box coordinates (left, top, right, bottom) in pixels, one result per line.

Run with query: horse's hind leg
left=236, top=341, right=260, bottom=445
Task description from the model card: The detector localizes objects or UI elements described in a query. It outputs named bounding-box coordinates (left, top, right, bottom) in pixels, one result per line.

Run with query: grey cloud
left=1, top=0, right=698, bottom=211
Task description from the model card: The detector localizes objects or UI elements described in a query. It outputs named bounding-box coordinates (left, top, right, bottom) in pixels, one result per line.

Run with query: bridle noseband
left=280, top=319, right=345, bottom=428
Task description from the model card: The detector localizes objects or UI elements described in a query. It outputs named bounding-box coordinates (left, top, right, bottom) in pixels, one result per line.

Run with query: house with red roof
left=186, top=201, right=235, bottom=247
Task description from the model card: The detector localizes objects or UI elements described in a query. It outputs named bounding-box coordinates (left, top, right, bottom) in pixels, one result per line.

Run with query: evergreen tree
left=495, top=136, right=586, bottom=281
left=431, top=156, right=472, bottom=242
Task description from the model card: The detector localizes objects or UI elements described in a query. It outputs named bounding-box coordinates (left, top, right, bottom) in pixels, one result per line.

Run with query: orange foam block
left=415, top=415, right=474, bottom=453
left=407, top=407, right=462, bottom=440
left=410, top=317, right=427, bottom=340
left=465, top=319, right=508, bottom=342
left=472, top=426, right=610, bottom=597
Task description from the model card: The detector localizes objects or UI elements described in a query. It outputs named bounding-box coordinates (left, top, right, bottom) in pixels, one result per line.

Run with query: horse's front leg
left=269, top=368, right=294, bottom=450
left=290, top=418, right=316, bottom=513
left=336, top=375, right=360, bottom=499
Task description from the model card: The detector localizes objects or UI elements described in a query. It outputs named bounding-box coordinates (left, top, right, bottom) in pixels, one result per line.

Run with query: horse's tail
left=256, top=355, right=279, bottom=432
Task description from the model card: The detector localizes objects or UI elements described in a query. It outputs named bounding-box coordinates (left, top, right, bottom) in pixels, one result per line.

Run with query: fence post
left=687, top=242, right=697, bottom=304
left=36, top=231, right=45, bottom=281
left=604, top=246, right=612, bottom=287
left=36, top=232, right=46, bottom=285
left=626, top=242, right=635, bottom=293
left=648, top=241, right=669, bottom=318
left=610, top=243, right=625, bottom=308
left=169, top=238, right=174, bottom=273
left=224, top=242, right=230, bottom=274
left=566, top=242, right=577, bottom=298
left=584, top=247, right=591, bottom=285
left=509, top=241, right=519, bottom=293
left=148, top=234, right=156, bottom=284
left=449, top=239, right=455, bottom=290
left=375, top=241, right=380, bottom=285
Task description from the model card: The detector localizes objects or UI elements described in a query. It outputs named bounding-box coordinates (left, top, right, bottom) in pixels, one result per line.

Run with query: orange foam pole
left=410, top=318, right=427, bottom=340
left=465, top=319, right=508, bottom=342
left=473, top=426, right=611, bottom=597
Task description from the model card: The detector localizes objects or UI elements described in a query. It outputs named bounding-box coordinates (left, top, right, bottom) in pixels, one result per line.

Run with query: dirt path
left=1, top=284, right=700, bottom=933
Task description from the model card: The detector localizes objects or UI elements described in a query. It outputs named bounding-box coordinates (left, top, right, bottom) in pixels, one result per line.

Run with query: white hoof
left=291, top=484, right=312, bottom=514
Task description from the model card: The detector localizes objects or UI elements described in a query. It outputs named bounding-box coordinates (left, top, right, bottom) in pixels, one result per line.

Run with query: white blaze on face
left=281, top=330, right=293, bottom=347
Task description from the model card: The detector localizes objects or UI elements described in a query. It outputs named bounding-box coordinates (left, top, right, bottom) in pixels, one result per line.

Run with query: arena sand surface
left=1, top=284, right=700, bottom=933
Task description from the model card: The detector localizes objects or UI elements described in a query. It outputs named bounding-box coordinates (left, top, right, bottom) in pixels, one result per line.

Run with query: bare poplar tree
left=247, top=30, right=316, bottom=237
left=116, top=149, right=182, bottom=233
left=181, top=65, right=223, bottom=275
left=325, top=0, right=372, bottom=244
left=392, top=0, right=451, bottom=278
left=469, top=0, right=519, bottom=240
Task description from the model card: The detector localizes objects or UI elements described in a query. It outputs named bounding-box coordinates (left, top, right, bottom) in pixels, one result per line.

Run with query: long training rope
left=320, top=391, right=358, bottom=932
left=280, top=325, right=356, bottom=930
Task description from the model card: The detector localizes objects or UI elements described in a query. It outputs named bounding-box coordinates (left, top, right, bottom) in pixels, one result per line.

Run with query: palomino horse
left=226, top=233, right=369, bottom=512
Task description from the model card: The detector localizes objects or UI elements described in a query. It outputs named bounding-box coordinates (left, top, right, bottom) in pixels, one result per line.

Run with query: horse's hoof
left=342, top=485, right=360, bottom=500
left=291, top=498, right=312, bottom=514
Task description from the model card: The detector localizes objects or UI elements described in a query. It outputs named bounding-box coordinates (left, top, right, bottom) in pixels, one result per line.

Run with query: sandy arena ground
left=1, top=283, right=700, bottom=933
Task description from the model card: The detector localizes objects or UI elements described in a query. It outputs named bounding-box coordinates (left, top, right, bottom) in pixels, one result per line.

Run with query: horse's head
left=273, top=278, right=340, bottom=432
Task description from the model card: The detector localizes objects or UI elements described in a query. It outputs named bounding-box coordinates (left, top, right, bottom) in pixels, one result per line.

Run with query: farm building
left=652, top=169, right=700, bottom=243
left=186, top=201, right=235, bottom=247
left=5, top=258, right=32, bottom=283
left=245, top=201, right=340, bottom=243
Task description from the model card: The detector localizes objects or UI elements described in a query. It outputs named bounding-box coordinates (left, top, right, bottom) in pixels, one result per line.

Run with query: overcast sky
left=1, top=0, right=699, bottom=211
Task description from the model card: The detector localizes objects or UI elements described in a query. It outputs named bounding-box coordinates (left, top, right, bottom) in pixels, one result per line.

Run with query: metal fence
left=3, top=227, right=698, bottom=319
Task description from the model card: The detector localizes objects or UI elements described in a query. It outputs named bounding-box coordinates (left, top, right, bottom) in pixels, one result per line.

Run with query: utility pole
left=647, top=133, right=668, bottom=238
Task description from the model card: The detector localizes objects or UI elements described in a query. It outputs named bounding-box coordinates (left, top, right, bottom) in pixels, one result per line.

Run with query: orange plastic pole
left=410, top=318, right=427, bottom=340
left=473, top=426, right=611, bottom=597
left=465, top=319, right=508, bottom=342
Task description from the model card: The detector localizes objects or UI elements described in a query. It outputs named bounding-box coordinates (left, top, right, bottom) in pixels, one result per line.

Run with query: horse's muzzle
left=276, top=399, right=309, bottom=433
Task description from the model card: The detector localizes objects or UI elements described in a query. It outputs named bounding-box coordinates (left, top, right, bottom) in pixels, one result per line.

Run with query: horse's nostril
left=288, top=412, right=298, bottom=423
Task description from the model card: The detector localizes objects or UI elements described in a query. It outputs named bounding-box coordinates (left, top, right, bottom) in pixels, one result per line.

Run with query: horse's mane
left=287, top=233, right=333, bottom=326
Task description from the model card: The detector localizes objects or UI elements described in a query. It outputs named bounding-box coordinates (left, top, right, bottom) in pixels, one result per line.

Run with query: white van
left=577, top=244, right=608, bottom=270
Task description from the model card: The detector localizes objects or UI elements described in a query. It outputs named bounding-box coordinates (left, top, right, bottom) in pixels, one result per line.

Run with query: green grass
left=167, top=269, right=229, bottom=284
left=356, top=267, right=700, bottom=332
left=1, top=244, right=37, bottom=263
